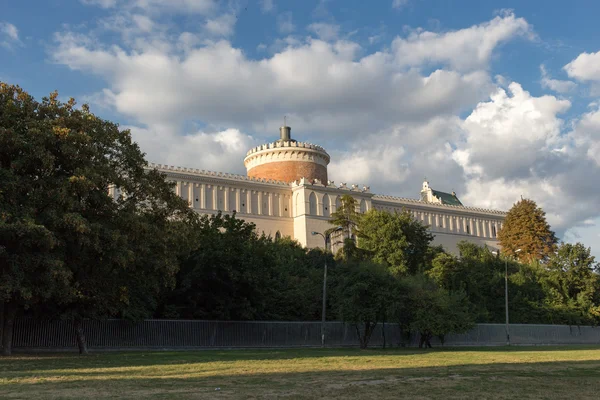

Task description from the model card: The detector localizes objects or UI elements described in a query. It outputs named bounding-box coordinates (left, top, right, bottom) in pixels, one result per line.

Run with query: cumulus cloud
left=0, top=22, right=21, bottom=49
left=451, top=83, right=600, bottom=234
left=540, top=65, right=577, bottom=93
left=392, top=11, right=532, bottom=71
left=130, top=125, right=257, bottom=173
left=568, top=104, right=600, bottom=167
left=277, top=12, right=295, bottom=34
left=564, top=50, right=600, bottom=82
left=307, top=23, right=340, bottom=41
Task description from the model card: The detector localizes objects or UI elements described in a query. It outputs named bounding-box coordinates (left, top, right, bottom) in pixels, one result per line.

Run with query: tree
left=328, top=194, right=360, bottom=240
left=0, top=83, right=194, bottom=355
left=498, top=199, right=558, bottom=262
left=358, top=209, right=433, bottom=275
left=400, top=275, right=474, bottom=348
left=541, top=242, right=600, bottom=325
left=335, top=261, right=392, bottom=349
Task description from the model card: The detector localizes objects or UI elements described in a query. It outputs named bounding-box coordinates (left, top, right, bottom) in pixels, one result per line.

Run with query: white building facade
left=129, top=126, right=506, bottom=254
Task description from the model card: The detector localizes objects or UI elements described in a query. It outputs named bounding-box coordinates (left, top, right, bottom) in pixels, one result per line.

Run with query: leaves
left=498, top=198, right=558, bottom=262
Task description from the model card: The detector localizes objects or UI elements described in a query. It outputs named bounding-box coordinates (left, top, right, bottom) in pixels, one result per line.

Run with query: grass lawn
left=1, top=346, right=600, bottom=399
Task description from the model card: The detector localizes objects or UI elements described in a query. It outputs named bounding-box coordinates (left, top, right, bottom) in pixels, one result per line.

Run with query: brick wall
left=248, top=161, right=328, bottom=183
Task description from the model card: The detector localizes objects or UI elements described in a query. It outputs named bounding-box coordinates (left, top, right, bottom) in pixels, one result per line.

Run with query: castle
left=129, top=125, right=506, bottom=253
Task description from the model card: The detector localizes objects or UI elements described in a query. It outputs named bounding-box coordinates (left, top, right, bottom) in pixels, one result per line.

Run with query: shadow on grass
left=2, top=345, right=600, bottom=374
left=1, top=359, right=600, bottom=399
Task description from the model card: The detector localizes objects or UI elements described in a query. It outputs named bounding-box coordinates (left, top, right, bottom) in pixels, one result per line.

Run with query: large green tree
left=163, top=212, right=331, bottom=321
left=335, top=261, right=392, bottom=348
left=358, top=209, right=433, bottom=275
left=498, top=199, right=558, bottom=262
left=0, top=83, right=194, bottom=355
left=541, top=242, right=600, bottom=325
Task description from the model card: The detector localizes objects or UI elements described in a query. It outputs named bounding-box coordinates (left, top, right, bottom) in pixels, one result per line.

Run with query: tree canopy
left=0, top=83, right=194, bottom=354
left=358, top=209, right=433, bottom=275
left=498, top=198, right=558, bottom=262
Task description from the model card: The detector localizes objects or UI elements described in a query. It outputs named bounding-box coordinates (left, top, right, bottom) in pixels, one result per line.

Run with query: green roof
left=432, top=189, right=463, bottom=206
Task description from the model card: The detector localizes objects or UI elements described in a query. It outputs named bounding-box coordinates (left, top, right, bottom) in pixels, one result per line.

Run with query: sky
left=1, top=0, right=600, bottom=257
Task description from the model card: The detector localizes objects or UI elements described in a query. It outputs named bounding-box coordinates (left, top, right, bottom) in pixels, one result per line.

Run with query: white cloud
left=540, top=65, right=576, bottom=93
left=392, top=0, right=409, bottom=9
left=204, top=13, right=236, bottom=37
left=392, top=11, right=532, bottom=71
left=568, top=104, right=600, bottom=167
left=450, top=82, right=600, bottom=234
left=130, top=125, right=257, bottom=174
left=0, top=22, right=21, bottom=49
left=564, top=50, right=600, bottom=82
left=260, top=0, right=275, bottom=13
left=82, top=0, right=216, bottom=14
left=307, top=23, right=340, bottom=41
left=81, top=0, right=119, bottom=8
left=277, top=12, right=295, bottom=34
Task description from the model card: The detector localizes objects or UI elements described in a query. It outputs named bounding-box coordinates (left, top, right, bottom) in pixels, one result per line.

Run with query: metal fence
left=9, top=319, right=600, bottom=350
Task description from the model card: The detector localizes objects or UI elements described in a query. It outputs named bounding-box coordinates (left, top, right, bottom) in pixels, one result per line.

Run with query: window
left=466, top=224, right=470, bottom=235
left=492, top=225, right=496, bottom=237
left=309, top=192, right=318, bottom=215
left=323, top=194, right=331, bottom=217
left=275, top=231, right=281, bottom=241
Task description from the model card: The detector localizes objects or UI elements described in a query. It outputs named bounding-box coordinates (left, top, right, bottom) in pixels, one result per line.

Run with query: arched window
left=335, top=196, right=342, bottom=212
left=323, top=194, right=331, bottom=217
left=275, top=231, right=281, bottom=241
left=360, top=199, right=367, bottom=213
left=309, top=192, right=318, bottom=215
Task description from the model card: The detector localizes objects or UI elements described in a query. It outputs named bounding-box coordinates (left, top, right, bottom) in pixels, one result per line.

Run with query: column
left=212, top=186, right=218, bottom=210
left=268, top=193, right=274, bottom=216
left=449, top=216, right=454, bottom=232
left=279, top=194, right=284, bottom=217
left=224, top=186, right=229, bottom=212
left=475, top=219, right=481, bottom=237
left=235, top=189, right=241, bottom=212
left=469, top=218, right=474, bottom=235
left=188, top=183, right=194, bottom=208
left=176, top=181, right=182, bottom=197
left=200, top=184, right=206, bottom=209
left=247, top=190, right=252, bottom=214
left=257, top=192, right=263, bottom=215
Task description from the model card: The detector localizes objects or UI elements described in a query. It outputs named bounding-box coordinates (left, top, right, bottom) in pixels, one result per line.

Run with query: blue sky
left=1, top=0, right=600, bottom=257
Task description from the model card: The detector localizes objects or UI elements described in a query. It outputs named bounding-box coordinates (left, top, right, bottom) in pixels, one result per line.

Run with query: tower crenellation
left=244, top=124, right=330, bottom=183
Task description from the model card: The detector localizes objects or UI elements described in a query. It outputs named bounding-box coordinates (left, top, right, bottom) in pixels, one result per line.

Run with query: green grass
left=1, top=346, right=600, bottom=399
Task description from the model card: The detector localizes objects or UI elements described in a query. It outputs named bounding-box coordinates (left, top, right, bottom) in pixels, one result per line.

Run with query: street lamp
left=492, top=248, right=522, bottom=346
left=311, top=227, right=342, bottom=347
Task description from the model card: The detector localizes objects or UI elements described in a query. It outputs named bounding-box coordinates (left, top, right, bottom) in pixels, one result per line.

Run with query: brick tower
left=244, top=124, right=330, bottom=184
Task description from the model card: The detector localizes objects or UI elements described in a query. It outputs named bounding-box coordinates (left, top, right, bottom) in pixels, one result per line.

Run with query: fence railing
left=8, top=319, right=600, bottom=350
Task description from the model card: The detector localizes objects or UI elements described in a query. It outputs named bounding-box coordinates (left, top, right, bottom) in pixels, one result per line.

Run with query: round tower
left=244, top=125, right=330, bottom=183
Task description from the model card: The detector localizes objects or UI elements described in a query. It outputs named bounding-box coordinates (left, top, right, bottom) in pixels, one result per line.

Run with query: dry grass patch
left=1, top=346, right=600, bottom=399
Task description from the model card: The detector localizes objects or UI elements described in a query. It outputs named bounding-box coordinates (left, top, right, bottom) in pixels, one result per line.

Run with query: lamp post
left=492, top=248, right=521, bottom=346
left=311, top=228, right=341, bottom=347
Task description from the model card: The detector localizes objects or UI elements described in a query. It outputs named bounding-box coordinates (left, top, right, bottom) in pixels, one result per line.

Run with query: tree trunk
left=74, top=319, right=89, bottom=355
left=1, top=301, right=17, bottom=356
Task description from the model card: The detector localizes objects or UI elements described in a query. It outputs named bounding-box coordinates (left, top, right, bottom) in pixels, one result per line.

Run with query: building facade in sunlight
left=126, top=125, right=506, bottom=253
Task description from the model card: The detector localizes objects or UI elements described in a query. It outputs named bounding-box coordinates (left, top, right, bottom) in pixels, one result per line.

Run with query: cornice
left=372, top=194, right=506, bottom=216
